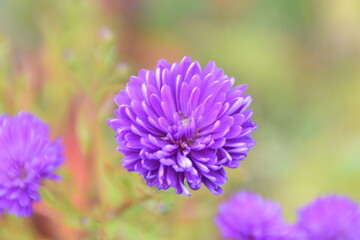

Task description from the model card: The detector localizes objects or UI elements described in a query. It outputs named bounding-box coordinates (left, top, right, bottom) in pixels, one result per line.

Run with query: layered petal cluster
left=297, top=195, right=360, bottom=239
left=0, top=112, right=64, bottom=217
left=108, top=56, right=256, bottom=195
left=215, top=192, right=300, bottom=240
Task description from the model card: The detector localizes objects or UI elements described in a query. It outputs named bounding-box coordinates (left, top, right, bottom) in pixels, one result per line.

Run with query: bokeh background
left=0, top=0, right=360, bottom=239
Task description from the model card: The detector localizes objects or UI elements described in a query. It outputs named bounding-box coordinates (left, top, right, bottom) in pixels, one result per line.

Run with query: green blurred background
left=0, top=0, right=360, bottom=239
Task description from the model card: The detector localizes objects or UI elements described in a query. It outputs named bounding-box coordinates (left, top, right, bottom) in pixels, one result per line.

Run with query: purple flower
left=297, top=195, right=360, bottom=239
left=215, top=192, right=300, bottom=240
left=108, top=56, right=256, bottom=195
left=0, top=112, right=64, bottom=217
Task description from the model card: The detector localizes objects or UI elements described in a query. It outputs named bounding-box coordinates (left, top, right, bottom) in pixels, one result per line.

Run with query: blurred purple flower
left=215, top=192, right=301, bottom=240
left=297, top=195, right=360, bottom=239
left=0, top=112, right=64, bottom=217
left=108, top=56, right=256, bottom=195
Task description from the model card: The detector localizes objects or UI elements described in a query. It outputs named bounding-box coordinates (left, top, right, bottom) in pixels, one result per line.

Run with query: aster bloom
left=297, top=195, right=360, bottom=239
left=215, top=192, right=300, bottom=240
left=108, top=56, right=256, bottom=195
left=0, top=112, right=64, bottom=217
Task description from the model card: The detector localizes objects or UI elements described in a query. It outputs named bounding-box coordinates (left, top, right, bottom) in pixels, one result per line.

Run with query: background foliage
left=0, top=0, right=360, bottom=239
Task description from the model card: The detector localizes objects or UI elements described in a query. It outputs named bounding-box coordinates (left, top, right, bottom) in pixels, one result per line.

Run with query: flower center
left=161, top=112, right=198, bottom=150
left=181, top=118, right=190, bottom=126
left=4, top=162, right=29, bottom=181
left=19, top=165, right=28, bottom=179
